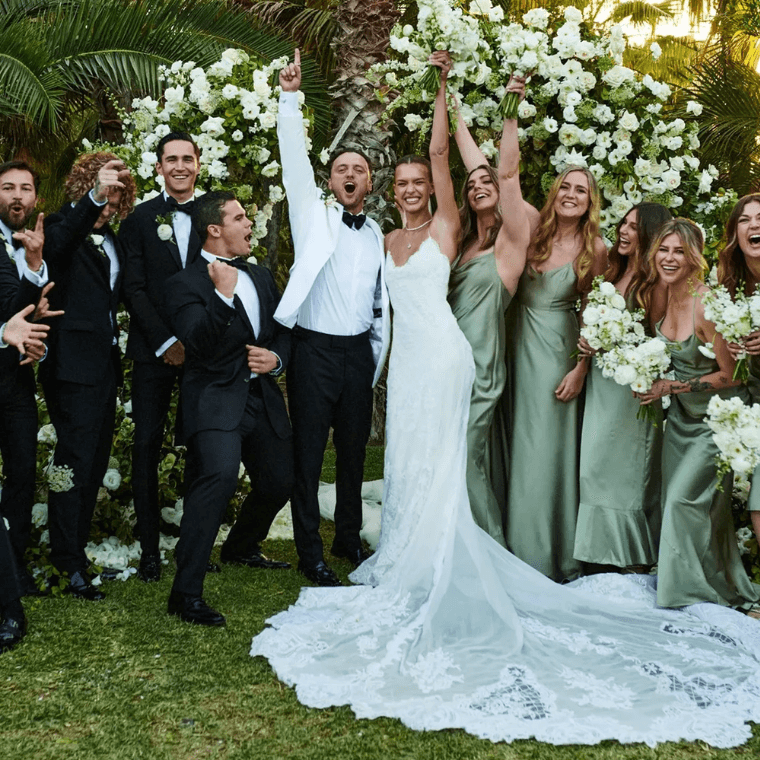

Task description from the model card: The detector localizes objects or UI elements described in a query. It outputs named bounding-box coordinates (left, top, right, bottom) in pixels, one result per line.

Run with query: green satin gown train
left=749, top=356, right=759, bottom=514
left=656, top=320, right=760, bottom=608
left=448, top=252, right=510, bottom=547
left=506, top=262, right=581, bottom=582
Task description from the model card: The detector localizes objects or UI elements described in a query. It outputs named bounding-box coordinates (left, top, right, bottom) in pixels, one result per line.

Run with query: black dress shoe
left=206, top=561, right=221, bottom=574
left=95, top=567, right=122, bottom=582
left=64, top=571, right=106, bottom=601
left=297, top=560, right=342, bottom=587
left=19, top=571, right=49, bottom=598
left=0, top=614, right=27, bottom=654
left=331, top=541, right=371, bottom=568
left=138, top=556, right=161, bottom=583
left=167, top=591, right=226, bottom=626
left=221, top=548, right=291, bottom=570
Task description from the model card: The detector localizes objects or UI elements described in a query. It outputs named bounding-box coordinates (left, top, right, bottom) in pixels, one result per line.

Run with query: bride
left=251, top=56, right=760, bottom=747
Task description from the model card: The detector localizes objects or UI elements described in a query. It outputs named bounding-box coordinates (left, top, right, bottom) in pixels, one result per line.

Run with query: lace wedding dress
left=251, top=238, right=760, bottom=747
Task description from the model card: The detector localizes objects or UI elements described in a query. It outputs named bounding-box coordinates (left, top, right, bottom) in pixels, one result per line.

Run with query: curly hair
left=717, top=193, right=760, bottom=297
left=458, top=164, right=502, bottom=255
left=64, top=152, right=136, bottom=220
left=529, top=166, right=601, bottom=294
left=637, top=218, right=707, bottom=315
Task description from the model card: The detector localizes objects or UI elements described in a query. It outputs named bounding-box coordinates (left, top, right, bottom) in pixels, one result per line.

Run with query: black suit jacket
left=0, top=244, right=42, bottom=383
left=41, top=195, right=124, bottom=386
left=120, top=194, right=201, bottom=363
left=164, top=257, right=292, bottom=440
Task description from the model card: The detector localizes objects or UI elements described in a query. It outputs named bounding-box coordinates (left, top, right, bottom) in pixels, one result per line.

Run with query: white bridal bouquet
left=702, top=285, right=760, bottom=381
left=706, top=395, right=760, bottom=482
left=582, top=277, right=671, bottom=423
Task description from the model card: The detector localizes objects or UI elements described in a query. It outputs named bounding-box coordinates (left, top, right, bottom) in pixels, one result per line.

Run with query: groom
left=277, top=50, right=390, bottom=586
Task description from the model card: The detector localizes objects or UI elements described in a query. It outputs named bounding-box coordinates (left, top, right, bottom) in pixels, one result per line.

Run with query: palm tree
left=0, top=0, right=331, bottom=208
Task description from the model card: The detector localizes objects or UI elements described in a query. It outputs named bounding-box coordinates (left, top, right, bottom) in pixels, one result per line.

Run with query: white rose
left=686, top=100, right=704, bottom=116
left=261, top=160, right=280, bottom=178
left=563, top=105, right=577, bottom=123
left=614, top=364, right=638, bottom=387
left=404, top=113, right=425, bottom=132
left=599, top=281, right=616, bottom=297
left=618, top=111, right=639, bottom=132
left=103, top=469, right=122, bottom=491
left=157, top=224, right=173, bottom=241
left=543, top=117, right=559, bottom=133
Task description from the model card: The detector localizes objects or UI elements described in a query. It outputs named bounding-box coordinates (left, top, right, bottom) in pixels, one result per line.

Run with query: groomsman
left=0, top=306, right=50, bottom=653
left=0, top=161, right=53, bottom=595
left=277, top=51, right=390, bottom=586
left=164, top=191, right=293, bottom=626
left=40, top=153, right=135, bottom=600
left=120, top=132, right=202, bottom=582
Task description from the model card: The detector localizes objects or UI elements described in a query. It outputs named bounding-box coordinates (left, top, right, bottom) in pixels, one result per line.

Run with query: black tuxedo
left=39, top=194, right=124, bottom=575
left=164, top=256, right=293, bottom=597
left=0, top=240, right=43, bottom=572
left=119, top=194, right=201, bottom=560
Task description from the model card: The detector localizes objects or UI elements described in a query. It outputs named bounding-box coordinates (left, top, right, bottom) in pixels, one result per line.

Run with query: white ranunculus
left=157, top=224, right=173, bottom=241
left=562, top=105, right=577, bottom=123
left=543, top=117, right=559, bottom=133
left=103, top=469, right=122, bottom=491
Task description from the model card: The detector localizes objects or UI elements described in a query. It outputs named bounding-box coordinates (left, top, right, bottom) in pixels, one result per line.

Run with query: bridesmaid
left=717, top=194, right=760, bottom=550
left=574, top=203, right=671, bottom=573
left=637, top=218, right=760, bottom=611
left=505, top=168, right=607, bottom=582
left=448, top=77, right=539, bottom=546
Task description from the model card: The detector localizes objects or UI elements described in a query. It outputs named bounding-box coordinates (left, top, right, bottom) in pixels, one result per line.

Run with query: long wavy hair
left=458, top=164, right=501, bottom=255
left=717, top=193, right=760, bottom=297
left=637, top=218, right=707, bottom=315
left=529, top=165, right=601, bottom=294
left=64, top=151, right=135, bottom=220
left=608, top=202, right=672, bottom=300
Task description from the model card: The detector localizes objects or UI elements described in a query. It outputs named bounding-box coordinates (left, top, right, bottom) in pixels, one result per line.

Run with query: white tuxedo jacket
left=274, top=94, right=390, bottom=387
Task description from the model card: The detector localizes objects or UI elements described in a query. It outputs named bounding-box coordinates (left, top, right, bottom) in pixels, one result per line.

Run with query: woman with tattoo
left=637, top=218, right=760, bottom=612
left=717, top=194, right=760, bottom=550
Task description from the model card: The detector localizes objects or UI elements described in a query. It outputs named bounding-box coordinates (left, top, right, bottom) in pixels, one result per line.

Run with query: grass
left=1, top=446, right=759, bottom=759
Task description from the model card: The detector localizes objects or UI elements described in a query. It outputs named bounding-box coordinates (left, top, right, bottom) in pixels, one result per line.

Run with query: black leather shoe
left=96, top=567, right=122, bottom=582
left=206, top=561, right=221, bottom=574
left=138, top=556, right=161, bottom=583
left=331, top=542, right=371, bottom=568
left=64, top=571, right=106, bottom=601
left=0, top=613, right=27, bottom=654
left=19, top=571, right=49, bottom=598
left=297, top=560, right=342, bottom=587
left=221, top=548, right=291, bottom=570
left=167, top=591, right=226, bottom=626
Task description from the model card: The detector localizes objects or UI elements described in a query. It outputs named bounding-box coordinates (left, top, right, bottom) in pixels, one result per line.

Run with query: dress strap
left=691, top=293, right=698, bottom=333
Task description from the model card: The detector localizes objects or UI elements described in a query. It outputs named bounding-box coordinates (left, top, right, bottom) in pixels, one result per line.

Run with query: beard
left=0, top=202, right=34, bottom=231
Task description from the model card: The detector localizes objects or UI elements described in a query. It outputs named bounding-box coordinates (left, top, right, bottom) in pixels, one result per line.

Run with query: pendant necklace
left=403, top=218, right=432, bottom=249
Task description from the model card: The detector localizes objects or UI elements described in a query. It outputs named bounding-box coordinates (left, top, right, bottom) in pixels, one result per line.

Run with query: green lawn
left=1, top=446, right=758, bottom=759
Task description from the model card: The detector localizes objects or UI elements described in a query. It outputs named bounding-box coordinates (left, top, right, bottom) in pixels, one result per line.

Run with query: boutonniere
left=323, top=193, right=339, bottom=209
left=3, top=237, right=15, bottom=261
left=88, top=233, right=107, bottom=257
left=155, top=212, right=177, bottom=245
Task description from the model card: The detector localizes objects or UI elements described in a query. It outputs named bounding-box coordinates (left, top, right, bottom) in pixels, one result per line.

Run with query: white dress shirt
left=296, top=223, right=382, bottom=336
left=202, top=251, right=271, bottom=378
left=0, top=217, right=49, bottom=286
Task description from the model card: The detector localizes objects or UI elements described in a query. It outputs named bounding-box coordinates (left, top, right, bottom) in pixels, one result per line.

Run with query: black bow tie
left=342, top=211, right=366, bottom=230
left=222, top=256, right=253, bottom=273
left=167, top=196, right=195, bottom=214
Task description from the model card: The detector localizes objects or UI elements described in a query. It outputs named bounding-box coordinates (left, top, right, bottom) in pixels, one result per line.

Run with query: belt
left=292, top=325, right=370, bottom=349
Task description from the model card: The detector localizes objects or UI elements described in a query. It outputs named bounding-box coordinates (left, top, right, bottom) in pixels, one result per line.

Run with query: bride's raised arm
left=494, top=77, right=540, bottom=294
left=428, top=51, right=460, bottom=263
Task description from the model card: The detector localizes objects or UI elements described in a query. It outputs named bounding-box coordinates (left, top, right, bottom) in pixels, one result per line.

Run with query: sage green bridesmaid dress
left=749, top=355, right=760, bottom=514
left=506, top=262, right=581, bottom=582
left=448, top=252, right=510, bottom=547
left=656, top=314, right=760, bottom=609
left=573, top=293, right=663, bottom=569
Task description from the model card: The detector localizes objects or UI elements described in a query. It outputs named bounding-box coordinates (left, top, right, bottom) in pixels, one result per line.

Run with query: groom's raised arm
left=278, top=49, right=319, bottom=256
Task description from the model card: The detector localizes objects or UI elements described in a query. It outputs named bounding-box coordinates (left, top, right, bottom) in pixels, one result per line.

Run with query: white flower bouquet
left=702, top=285, right=760, bottom=382
left=706, top=395, right=760, bottom=483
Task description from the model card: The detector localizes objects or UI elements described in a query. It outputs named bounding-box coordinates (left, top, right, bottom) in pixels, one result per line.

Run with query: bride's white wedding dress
left=251, top=238, right=760, bottom=747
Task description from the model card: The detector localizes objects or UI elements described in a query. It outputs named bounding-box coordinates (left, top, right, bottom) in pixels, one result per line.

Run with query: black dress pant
left=0, top=368, right=37, bottom=569
left=0, top=510, right=21, bottom=609
left=172, top=381, right=293, bottom=597
left=286, top=327, right=374, bottom=566
left=44, top=356, right=118, bottom=575
left=131, top=360, right=196, bottom=560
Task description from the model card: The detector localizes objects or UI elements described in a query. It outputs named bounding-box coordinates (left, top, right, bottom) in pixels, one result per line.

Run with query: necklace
left=403, top=218, right=432, bottom=248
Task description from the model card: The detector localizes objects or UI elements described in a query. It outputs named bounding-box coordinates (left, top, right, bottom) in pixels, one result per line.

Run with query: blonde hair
left=717, top=193, right=760, bottom=297
left=637, top=218, right=707, bottom=314
left=530, top=166, right=601, bottom=294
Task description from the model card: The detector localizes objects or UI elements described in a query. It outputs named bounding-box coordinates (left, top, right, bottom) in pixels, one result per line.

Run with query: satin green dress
left=656, top=318, right=760, bottom=608
left=749, top=355, right=760, bottom=513
left=574, top=293, right=663, bottom=568
left=506, top=262, right=581, bottom=582
left=448, top=252, right=511, bottom=547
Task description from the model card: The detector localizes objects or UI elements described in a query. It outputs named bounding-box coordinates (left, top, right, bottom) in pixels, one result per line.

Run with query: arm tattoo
left=688, top=379, right=712, bottom=393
